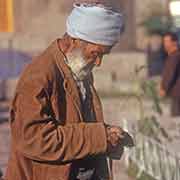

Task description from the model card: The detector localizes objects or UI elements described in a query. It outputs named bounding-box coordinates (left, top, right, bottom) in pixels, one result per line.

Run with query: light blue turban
left=66, top=3, right=124, bottom=46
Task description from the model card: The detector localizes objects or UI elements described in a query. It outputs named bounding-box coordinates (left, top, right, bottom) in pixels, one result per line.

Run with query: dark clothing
left=161, top=50, right=180, bottom=116
left=5, top=40, right=109, bottom=180
left=162, top=51, right=180, bottom=97
left=171, top=98, right=180, bottom=117
left=147, top=46, right=166, bottom=77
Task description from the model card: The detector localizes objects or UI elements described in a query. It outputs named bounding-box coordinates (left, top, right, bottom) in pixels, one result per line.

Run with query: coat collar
left=49, top=39, right=104, bottom=122
left=50, top=39, right=84, bottom=121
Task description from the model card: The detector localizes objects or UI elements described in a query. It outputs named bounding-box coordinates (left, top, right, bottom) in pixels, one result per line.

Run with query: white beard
left=66, top=49, right=95, bottom=81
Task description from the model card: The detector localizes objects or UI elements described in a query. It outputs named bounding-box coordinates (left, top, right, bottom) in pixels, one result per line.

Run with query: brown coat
left=5, top=40, right=109, bottom=180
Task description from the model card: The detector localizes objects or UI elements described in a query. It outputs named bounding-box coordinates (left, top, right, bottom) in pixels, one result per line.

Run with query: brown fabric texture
left=5, top=40, right=109, bottom=180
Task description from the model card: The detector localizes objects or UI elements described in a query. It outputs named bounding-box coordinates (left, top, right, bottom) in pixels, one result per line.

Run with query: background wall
left=10, top=0, right=136, bottom=52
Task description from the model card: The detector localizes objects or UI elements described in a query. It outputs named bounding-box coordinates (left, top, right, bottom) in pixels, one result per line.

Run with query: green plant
left=141, top=16, right=172, bottom=35
left=140, top=2, right=172, bottom=35
left=131, top=65, right=171, bottom=142
left=126, top=65, right=172, bottom=180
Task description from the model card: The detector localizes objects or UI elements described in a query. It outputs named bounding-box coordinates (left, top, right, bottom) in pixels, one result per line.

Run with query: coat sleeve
left=11, top=69, right=107, bottom=163
left=161, top=55, right=180, bottom=94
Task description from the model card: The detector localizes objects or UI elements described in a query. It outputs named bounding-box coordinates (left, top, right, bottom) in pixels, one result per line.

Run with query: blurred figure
left=160, top=32, right=180, bottom=117
left=5, top=3, right=132, bottom=180
left=147, top=35, right=167, bottom=77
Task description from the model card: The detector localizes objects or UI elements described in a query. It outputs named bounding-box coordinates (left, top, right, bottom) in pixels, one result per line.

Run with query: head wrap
left=66, top=3, right=124, bottom=46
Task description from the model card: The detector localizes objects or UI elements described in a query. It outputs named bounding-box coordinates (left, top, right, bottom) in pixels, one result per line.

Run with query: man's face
left=163, top=35, right=178, bottom=54
left=83, top=43, right=112, bottom=67
left=66, top=42, right=112, bottom=80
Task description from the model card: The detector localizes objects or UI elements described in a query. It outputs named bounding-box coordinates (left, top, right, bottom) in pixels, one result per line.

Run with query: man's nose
left=94, top=56, right=102, bottom=66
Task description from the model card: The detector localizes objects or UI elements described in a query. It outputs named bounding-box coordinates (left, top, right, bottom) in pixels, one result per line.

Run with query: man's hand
left=105, top=125, right=125, bottom=160
left=105, top=125, right=134, bottom=160
left=106, top=125, right=125, bottom=147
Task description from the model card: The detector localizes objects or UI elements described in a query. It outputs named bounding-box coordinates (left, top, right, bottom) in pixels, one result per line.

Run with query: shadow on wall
left=0, top=49, right=31, bottom=100
left=0, top=49, right=31, bottom=79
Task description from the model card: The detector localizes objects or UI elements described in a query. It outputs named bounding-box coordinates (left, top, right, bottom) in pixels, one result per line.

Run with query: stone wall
left=94, top=52, right=147, bottom=93
left=0, top=0, right=170, bottom=52
left=0, top=0, right=136, bottom=51
left=0, top=51, right=147, bottom=100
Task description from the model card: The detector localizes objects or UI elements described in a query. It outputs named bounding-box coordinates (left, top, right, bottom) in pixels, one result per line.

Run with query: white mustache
left=76, top=62, right=95, bottom=80
left=66, top=50, right=95, bottom=80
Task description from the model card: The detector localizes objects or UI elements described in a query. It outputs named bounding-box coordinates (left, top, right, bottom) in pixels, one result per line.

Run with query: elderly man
left=160, top=32, right=180, bottom=117
left=5, top=3, right=131, bottom=180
